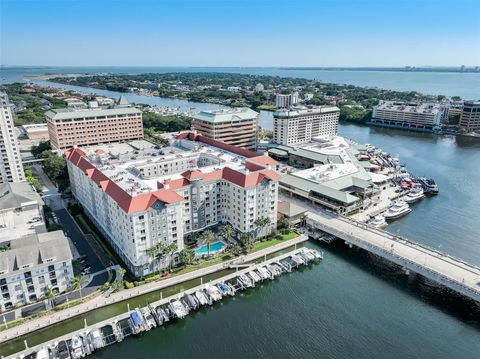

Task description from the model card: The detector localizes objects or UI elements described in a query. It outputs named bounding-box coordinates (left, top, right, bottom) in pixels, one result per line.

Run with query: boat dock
left=2, top=247, right=322, bottom=359
left=305, top=209, right=480, bottom=303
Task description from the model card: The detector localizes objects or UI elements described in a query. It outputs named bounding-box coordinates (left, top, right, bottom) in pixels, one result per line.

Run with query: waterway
left=1, top=78, right=480, bottom=358
left=1, top=66, right=479, bottom=99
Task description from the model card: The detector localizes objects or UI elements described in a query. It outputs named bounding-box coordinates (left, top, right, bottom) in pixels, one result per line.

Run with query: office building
left=46, top=96, right=143, bottom=150
left=191, top=108, right=258, bottom=150
left=459, top=100, right=480, bottom=132
left=273, top=106, right=340, bottom=145
left=0, top=231, right=74, bottom=312
left=66, top=133, right=280, bottom=276
left=371, top=101, right=444, bottom=130
left=0, top=92, right=25, bottom=183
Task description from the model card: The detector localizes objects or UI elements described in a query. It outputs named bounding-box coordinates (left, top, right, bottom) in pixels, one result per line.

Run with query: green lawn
left=252, top=232, right=298, bottom=252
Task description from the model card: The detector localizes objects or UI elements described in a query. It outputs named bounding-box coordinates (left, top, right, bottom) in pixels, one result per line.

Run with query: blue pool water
left=195, top=241, right=226, bottom=256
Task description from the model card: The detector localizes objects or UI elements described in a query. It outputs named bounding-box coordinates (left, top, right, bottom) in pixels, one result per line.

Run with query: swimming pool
left=195, top=241, right=226, bottom=256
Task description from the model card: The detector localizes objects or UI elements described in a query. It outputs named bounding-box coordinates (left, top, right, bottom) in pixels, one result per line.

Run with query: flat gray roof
left=193, top=107, right=258, bottom=123
left=0, top=182, right=43, bottom=211
left=45, top=106, right=141, bottom=121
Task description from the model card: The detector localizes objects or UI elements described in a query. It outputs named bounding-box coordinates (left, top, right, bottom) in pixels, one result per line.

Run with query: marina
left=3, top=248, right=322, bottom=359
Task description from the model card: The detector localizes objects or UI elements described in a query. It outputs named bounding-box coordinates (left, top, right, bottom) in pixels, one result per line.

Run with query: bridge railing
left=323, top=213, right=480, bottom=273
left=308, top=219, right=480, bottom=299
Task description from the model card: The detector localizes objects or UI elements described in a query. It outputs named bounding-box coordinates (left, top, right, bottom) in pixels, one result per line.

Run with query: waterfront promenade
left=305, top=209, right=480, bottom=302
left=0, top=235, right=307, bottom=344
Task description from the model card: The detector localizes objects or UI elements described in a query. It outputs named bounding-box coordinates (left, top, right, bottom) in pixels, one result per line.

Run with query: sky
left=1, top=0, right=479, bottom=67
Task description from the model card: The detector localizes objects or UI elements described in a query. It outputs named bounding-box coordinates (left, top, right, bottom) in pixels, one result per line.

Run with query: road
left=0, top=165, right=107, bottom=323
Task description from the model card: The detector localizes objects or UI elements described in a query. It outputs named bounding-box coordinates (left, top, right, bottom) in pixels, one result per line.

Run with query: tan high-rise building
left=459, top=101, right=480, bottom=132
left=0, top=92, right=25, bottom=183
left=46, top=96, right=143, bottom=150
left=192, top=108, right=258, bottom=149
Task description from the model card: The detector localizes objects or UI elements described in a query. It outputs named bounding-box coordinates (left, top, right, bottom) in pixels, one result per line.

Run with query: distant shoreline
left=280, top=67, right=480, bottom=74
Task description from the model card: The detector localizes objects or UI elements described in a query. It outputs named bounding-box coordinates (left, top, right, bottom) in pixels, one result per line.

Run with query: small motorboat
left=369, top=215, right=388, bottom=229
left=384, top=200, right=411, bottom=220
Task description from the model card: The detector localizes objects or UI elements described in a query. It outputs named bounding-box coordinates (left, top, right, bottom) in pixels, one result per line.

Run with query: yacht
left=418, top=177, right=439, bottom=195
left=216, top=282, right=234, bottom=296
left=129, top=310, right=146, bottom=334
left=257, top=267, right=271, bottom=280
left=36, top=347, right=49, bottom=359
left=238, top=273, right=253, bottom=288
left=140, top=307, right=157, bottom=329
left=369, top=215, right=388, bottom=229
left=384, top=201, right=411, bottom=220
left=168, top=299, right=189, bottom=319
left=290, top=254, right=305, bottom=267
left=302, top=250, right=316, bottom=262
left=155, top=307, right=170, bottom=325
left=204, top=284, right=223, bottom=301
left=194, top=290, right=210, bottom=306
left=69, top=335, right=85, bottom=359
left=248, top=270, right=262, bottom=283
left=267, top=263, right=282, bottom=276
left=88, top=329, right=105, bottom=350
left=57, top=340, right=71, bottom=359
left=183, top=293, right=199, bottom=310
left=405, top=187, right=425, bottom=203
left=306, top=249, right=323, bottom=260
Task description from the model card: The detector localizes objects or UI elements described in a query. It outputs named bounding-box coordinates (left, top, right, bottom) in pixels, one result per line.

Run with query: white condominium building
left=0, top=92, right=25, bottom=183
left=66, top=134, right=280, bottom=277
left=275, top=92, right=299, bottom=109
left=371, top=101, right=444, bottom=130
left=0, top=231, right=74, bottom=312
left=273, top=106, right=340, bottom=145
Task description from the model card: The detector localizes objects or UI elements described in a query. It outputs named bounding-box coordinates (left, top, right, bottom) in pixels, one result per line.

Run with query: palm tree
left=118, top=267, right=126, bottom=288
left=202, top=229, right=216, bottom=257
left=299, top=213, right=308, bottom=227
left=254, top=217, right=271, bottom=239
left=179, top=247, right=195, bottom=267
left=70, top=276, right=82, bottom=298
left=147, top=242, right=167, bottom=273
left=221, top=224, right=235, bottom=243
left=240, top=232, right=254, bottom=253
left=44, top=286, right=55, bottom=310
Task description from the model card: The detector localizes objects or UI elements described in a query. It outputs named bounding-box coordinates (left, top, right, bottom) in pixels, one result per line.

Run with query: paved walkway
left=0, top=235, right=307, bottom=343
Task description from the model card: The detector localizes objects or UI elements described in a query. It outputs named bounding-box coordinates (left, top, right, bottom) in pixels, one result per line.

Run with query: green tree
left=239, top=232, right=254, bottom=253
left=44, top=286, right=55, bottom=309
left=31, top=141, right=51, bottom=158
left=254, top=217, right=271, bottom=239
left=221, top=224, right=236, bottom=242
left=179, top=247, right=195, bottom=267
left=41, top=150, right=67, bottom=183
left=299, top=213, right=308, bottom=227
left=202, top=229, right=216, bottom=257
left=70, top=276, right=82, bottom=298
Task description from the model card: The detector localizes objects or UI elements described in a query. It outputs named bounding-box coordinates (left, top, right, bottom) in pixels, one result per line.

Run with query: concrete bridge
left=305, top=210, right=480, bottom=303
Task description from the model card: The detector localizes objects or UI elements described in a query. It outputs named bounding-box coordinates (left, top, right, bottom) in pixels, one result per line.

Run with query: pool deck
left=195, top=241, right=226, bottom=256
left=0, top=234, right=308, bottom=345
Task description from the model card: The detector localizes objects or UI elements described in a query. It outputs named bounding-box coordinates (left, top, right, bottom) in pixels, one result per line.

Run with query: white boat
left=69, top=335, right=85, bottom=359
left=204, top=284, right=223, bottom=301
left=302, top=250, right=316, bottom=262
left=36, top=347, right=49, bottom=359
left=267, top=264, right=281, bottom=276
left=257, top=267, right=271, bottom=280
left=369, top=215, right=388, bottom=229
left=248, top=270, right=262, bottom=283
left=290, top=254, right=304, bottom=266
left=384, top=200, right=411, bottom=220
left=88, top=329, right=105, bottom=350
left=404, top=187, right=425, bottom=203
left=140, top=307, right=157, bottom=329
left=238, top=273, right=253, bottom=288
left=168, top=300, right=188, bottom=319
left=306, top=249, right=323, bottom=260
left=194, top=290, right=210, bottom=306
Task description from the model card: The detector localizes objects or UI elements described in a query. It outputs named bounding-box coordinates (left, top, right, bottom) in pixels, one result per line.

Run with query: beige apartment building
left=273, top=106, right=340, bottom=145
left=371, top=101, right=444, bottom=130
left=192, top=108, right=258, bottom=150
left=46, top=98, right=143, bottom=150
left=459, top=100, right=480, bottom=132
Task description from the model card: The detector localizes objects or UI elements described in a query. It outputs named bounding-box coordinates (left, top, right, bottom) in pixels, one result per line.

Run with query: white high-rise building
left=273, top=106, right=340, bottom=145
left=0, top=92, right=25, bottom=183
left=275, top=93, right=299, bottom=109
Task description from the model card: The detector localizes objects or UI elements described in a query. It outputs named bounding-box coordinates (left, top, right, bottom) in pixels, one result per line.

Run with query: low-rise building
left=371, top=101, right=445, bottom=130
left=46, top=97, right=143, bottom=150
left=191, top=108, right=258, bottom=150
left=66, top=134, right=280, bottom=277
left=0, top=231, right=74, bottom=312
left=0, top=181, right=46, bottom=245
left=21, top=123, right=49, bottom=140
left=273, top=106, right=340, bottom=145
left=278, top=136, right=375, bottom=214
left=459, top=100, right=480, bottom=132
